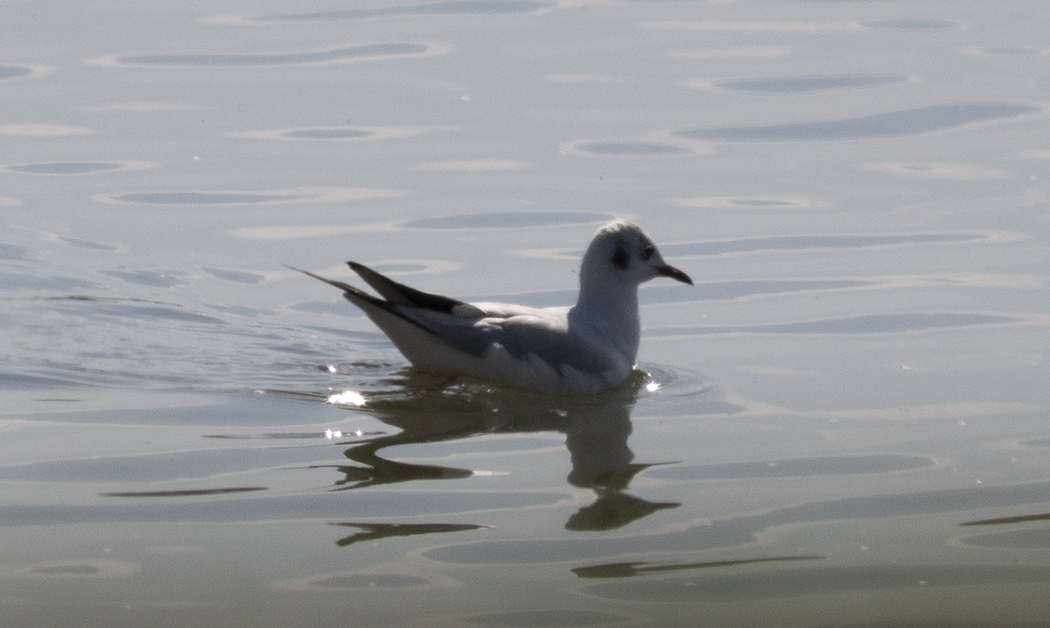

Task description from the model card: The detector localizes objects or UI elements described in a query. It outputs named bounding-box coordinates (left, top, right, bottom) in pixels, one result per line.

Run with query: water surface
left=2, top=0, right=1048, bottom=626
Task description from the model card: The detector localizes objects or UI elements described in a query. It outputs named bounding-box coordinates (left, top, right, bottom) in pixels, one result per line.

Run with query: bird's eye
left=642, top=245, right=655, bottom=261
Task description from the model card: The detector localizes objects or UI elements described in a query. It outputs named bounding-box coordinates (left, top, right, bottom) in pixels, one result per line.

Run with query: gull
left=290, top=220, right=692, bottom=394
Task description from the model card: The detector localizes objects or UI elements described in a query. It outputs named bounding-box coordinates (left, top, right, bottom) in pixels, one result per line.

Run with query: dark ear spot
left=611, top=242, right=630, bottom=269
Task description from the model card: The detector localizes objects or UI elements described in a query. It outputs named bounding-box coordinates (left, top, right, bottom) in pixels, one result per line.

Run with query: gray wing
left=480, top=312, right=621, bottom=375
left=345, top=263, right=595, bottom=368
left=290, top=264, right=614, bottom=375
left=368, top=291, right=617, bottom=375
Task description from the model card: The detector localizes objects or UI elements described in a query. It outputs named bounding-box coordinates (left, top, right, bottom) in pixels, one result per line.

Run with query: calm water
left=3, top=0, right=1050, bottom=626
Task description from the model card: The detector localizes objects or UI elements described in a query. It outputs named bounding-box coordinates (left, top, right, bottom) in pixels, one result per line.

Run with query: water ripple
left=0, top=491, right=562, bottom=526
left=113, top=192, right=310, bottom=205
left=959, top=529, right=1050, bottom=550
left=649, top=279, right=874, bottom=303
left=645, top=454, right=934, bottom=481
left=864, top=18, right=957, bottom=29
left=227, top=126, right=441, bottom=142
left=962, top=46, right=1050, bottom=57
left=402, top=211, right=613, bottom=230
left=650, top=313, right=1025, bottom=336
left=0, top=272, right=97, bottom=291
left=0, top=124, right=96, bottom=137
left=98, top=269, right=189, bottom=288
left=0, top=244, right=30, bottom=260
left=562, top=138, right=708, bottom=157
left=0, top=64, right=33, bottom=79
left=10, top=560, right=138, bottom=579
left=463, top=610, right=629, bottom=626
left=310, top=574, right=432, bottom=589
left=93, top=303, right=228, bottom=325
left=59, top=237, right=119, bottom=251
left=582, top=564, right=1050, bottom=602
left=3, top=161, right=153, bottom=175
left=698, top=73, right=908, bottom=94
left=673, top=196, right=827, bottom=210
left=425, top=479, right=1050, bottom=565
left=289, top=129, right=367, bottom=139
left=572, top=142, right=696, bottom=156
left=864, top=162, right=1008, bottom=180
left=100, top=187, right=405, bottom=206
left=202, top=267, right=265, bottom=284
left=677, top=103, right=1041, bottom=141
left=102, top=487, right=267, bottom=498
left=249, top=0, right=552, bottom=22
left=92, top=43, right=440, bottom=68
left=660, top=232, right=988, bottom=257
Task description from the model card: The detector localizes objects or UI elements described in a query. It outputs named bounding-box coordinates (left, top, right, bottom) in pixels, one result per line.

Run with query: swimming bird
left=290, top=220, right=692, bottom=394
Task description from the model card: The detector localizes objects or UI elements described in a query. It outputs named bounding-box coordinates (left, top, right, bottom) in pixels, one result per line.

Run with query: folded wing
left=289, top=263, right=626, bottom=391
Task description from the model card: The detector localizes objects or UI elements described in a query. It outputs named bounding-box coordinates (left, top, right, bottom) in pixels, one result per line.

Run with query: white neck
left=570, top=274, right=641, bottom=365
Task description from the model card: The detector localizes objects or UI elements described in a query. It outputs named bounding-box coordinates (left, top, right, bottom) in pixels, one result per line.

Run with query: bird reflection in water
left=330, top=522, right=488, bottom=548
left=320, top=370, right=680, bottom=533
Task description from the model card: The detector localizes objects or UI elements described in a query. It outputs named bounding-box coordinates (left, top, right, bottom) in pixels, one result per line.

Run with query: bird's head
left=580, top=220, right=692, bottom=289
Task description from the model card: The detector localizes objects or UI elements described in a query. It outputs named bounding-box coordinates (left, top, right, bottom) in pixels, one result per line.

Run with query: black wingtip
left=345, top=260, right=472, bottom=314
left=285, top=264, right=360, bottom=293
